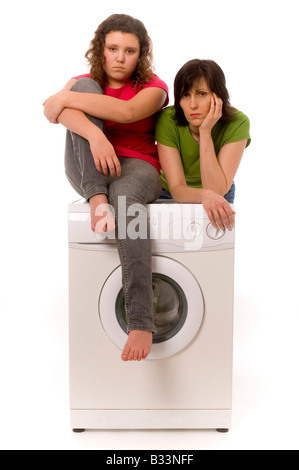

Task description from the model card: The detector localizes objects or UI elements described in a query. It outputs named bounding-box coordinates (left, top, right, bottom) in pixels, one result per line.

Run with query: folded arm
left=44, top=84, right=167, bottom=124
left=157, top=142, right=236, bottom=230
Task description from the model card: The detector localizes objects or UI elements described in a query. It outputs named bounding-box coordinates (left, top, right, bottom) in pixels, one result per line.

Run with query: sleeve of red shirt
left=142, top=74, right=169, bottom=108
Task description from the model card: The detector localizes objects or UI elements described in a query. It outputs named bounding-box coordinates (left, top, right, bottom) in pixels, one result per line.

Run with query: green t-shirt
left=155, top=106, right=251, bottom=192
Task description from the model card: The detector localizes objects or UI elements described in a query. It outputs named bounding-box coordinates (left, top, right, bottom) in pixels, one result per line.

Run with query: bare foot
left=89, top=194, right=115, bottom=233
left=121, top=330, right=153, bottom=362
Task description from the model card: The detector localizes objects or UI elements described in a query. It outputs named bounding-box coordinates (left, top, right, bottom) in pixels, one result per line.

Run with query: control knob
left=187, top=222, right=202, bottom=238
left=206, top=223, right=226, bottom=240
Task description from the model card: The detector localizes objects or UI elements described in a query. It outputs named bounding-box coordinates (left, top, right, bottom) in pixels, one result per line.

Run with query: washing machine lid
left=69, top=199, right=234, bottom=252
left=99, top=256, right=204, bottom=360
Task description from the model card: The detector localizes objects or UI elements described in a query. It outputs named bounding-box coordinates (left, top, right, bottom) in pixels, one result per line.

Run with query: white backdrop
left=1, top=0, right=298, bottom=450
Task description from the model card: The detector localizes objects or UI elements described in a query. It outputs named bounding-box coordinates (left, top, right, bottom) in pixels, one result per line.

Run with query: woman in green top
left=156, top=59, right=251, bottom=230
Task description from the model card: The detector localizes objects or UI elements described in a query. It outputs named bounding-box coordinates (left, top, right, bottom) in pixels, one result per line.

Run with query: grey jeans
left=65, top=78, right=162, bottom=333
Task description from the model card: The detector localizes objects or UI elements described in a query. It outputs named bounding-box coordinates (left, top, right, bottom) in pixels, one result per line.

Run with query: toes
left=121, top=346, right=130, bottom=362
left=136, top=350, right=144, bottom=361
left=138, top=350, right=144, bottom=361
left=94, top=218, right=108, bottom=234
left=122, top=347, right=142, bottom=362
left=128, top=348, right=138, bottom=361
left=128, top=350, right=134, bottom=361
left=121, top=331, right=153, bottom=362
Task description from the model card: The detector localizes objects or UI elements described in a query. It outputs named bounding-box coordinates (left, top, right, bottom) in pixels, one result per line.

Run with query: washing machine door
left=99, top=256, right=204, bottom=360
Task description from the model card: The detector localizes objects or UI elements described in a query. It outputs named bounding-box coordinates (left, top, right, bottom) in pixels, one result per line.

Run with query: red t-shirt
left=73, top=73, right=169, bottom=171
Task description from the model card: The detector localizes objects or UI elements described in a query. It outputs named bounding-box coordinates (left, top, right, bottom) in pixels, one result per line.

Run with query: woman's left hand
left=201, top=189, right=235, bottom=230
left=43, top=90, right=66, bottom=124
left=200, top=93, right=223, bottom=133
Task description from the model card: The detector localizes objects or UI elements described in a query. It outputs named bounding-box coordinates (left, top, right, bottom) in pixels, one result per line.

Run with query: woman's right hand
left=201, top=189, right=235, bottom=230
left=89, top=132, right=121, bottom=178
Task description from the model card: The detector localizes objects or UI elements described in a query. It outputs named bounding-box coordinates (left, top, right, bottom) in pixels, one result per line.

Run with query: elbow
left=219, top=186, right=231, bottom=197
left=222, top=181, right=234, bottom=197
left=120, top=107, right=134, bottom=124
left=203, top=181, right=230, bottom=198
left=169, top=183, right=187, bottom=203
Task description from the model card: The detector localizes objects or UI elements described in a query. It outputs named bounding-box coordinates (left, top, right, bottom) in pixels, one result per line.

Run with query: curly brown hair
left=85, top=14, right=154, bottom=90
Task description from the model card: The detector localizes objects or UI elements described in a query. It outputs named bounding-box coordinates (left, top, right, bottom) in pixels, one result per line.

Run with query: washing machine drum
left=99, top=256, right=204, bottom=360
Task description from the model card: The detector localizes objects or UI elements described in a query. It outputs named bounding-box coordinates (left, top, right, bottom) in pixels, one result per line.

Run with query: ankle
left=90, top=193, right=109, bottom=205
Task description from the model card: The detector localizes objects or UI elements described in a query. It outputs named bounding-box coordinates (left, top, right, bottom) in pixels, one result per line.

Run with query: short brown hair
left=85, top=14, right=154, bottom=90
left=174, top=59, right=234, bottom=126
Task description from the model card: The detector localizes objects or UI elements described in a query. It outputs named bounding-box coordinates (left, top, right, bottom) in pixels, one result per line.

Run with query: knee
left=71, top=77, right=103, bottom=94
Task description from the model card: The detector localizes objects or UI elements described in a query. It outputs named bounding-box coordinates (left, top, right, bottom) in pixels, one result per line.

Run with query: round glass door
left=99, top=256, right=204, bottom=360
left=115, top=273, right=188, bottom=344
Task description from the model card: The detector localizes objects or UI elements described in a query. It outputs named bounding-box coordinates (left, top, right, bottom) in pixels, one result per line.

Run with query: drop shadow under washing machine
left=68, top=199, right=235, bottom=432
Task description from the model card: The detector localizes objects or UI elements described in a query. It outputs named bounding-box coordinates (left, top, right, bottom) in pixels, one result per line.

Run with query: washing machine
left=68, top=199, right=235, bottom=432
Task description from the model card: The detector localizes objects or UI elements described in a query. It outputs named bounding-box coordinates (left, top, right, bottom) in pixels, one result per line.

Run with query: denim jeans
left=65, top=78, right=162, bottom=333
left=223, top=182, right=235, bottom=204
left=159, top=182, right=236, bottom=203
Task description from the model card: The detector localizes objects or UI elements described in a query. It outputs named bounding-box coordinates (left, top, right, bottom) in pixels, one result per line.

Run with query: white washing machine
left=68, top=199, right=235, bottom=432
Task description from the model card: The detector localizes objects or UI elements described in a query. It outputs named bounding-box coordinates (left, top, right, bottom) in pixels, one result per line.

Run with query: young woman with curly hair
left=43, top=14, right=169, bottom=362
left=85, top=14, right=154, bottom=90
